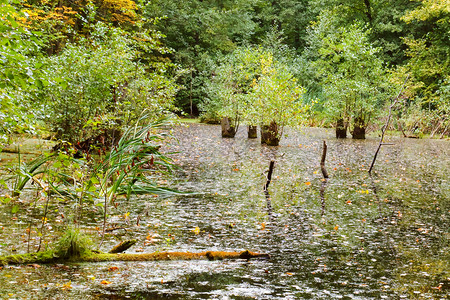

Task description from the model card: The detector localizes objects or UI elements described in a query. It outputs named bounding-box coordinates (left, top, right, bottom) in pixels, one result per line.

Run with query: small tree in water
left=250, top=52, right=308, bottom=146
left=308, top=11, right=389, bottom=139
left=205, top=47, right=308, bottom=144
left=204, top=48, right=261, bottom=138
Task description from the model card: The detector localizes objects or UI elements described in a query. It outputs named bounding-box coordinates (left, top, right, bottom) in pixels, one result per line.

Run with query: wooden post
left=320, top=141, right=329, bottom=216
left=264, top=160, right=275, bottom=193
left=320, top=140, right=329, bottom=179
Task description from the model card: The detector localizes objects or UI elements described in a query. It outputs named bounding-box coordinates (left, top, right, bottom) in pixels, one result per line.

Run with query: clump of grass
left=55, top=227, right=93, bottom=258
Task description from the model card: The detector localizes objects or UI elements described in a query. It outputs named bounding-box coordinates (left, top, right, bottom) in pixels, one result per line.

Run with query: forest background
left=0, top=0, right=449, bottom=144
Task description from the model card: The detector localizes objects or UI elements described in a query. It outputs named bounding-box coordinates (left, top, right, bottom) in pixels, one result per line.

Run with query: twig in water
left=369, top=75, right=409, bottom=174
left=264, top=160, right=275, bottom=193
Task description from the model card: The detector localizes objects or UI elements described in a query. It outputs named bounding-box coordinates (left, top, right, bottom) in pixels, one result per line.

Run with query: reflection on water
left=0, top=124, right=449, bottom=299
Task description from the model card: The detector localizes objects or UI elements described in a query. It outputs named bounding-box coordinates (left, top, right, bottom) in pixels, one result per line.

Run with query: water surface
left=0, top=124, right=448, bottom=299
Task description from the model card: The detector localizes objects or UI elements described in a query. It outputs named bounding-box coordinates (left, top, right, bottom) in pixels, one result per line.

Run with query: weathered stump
left=221, top=117, right=237, bottom=138
left=261, top=122, right=280, bottom=146
left=336, top=119, right=347, bottom=139
left=351, top=117, right=366, bottom=139
left=248, top=125, right=257, bottom=139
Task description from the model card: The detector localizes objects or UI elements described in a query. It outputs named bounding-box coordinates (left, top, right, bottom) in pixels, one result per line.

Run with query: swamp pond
left=0, top=124, right=449, bottom=299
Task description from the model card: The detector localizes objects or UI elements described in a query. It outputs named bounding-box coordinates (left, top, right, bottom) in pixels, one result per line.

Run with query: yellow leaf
left=192, top=226, right=200, bottom=235
left=101, top=280, right=112, bottom=285
left=334, top=225, right=339, bottom=231
left=305, top=182, right=311, bottom=185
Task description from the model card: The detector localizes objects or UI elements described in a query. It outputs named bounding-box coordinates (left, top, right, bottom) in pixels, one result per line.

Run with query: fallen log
left=0, top=250, right=269, bottom=266
left=108, top=239, right=137, bottom=254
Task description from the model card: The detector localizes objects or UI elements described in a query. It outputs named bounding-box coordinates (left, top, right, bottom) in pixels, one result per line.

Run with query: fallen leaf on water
left=108, top=266, right=119, bottom=272
left=260, top=223, right=266, bottom=230
left=101, top=280, right=112, bottom=285
left=305, top=182, right=311, bottom=185
left=334, top=225, right=339, bottom=231
left=192, top=226, right=200, bottom=235
left=286, top=272, right=294, bottom=276
left=61, top=281, right=72, bottom=290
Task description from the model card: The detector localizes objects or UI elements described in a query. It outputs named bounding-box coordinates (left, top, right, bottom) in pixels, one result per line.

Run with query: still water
left=0, top=124, right=448, bottom=299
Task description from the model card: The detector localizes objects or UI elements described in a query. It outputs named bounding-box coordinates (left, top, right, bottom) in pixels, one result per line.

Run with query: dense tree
left=391, top=0, right=449, bottom=136
left=203, top=47, right=261, bottom=136
left=143, top=0, right=258, bottom=115
left=38, top=22, right=178, bottom=142
left=204, top=46, right=308, bottom=144
left=307, top=11, right=390, bottom=139
left=17, top=0, right=140, bottom=56
left=0, top=1, right=45, bottom=143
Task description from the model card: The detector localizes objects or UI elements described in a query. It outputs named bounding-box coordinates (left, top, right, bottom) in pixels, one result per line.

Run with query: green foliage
left=143, top=0, right=258, bottom=115
left=307, top=12, right=390, bottom=130
left=0, top=1, right=45, bottom=143
left=249, top=52, right=307, bottom=131
left=91, top=115, right=178, bottom=203
left=390, top=0, right=449, bottom=135
left=204, top=46, right=308, bottom=139
left=9, top=153, right=56, bottom=197
left=202, top=47, right=261, bottom=127
left=55, top=227, right=93, bottom=258
left=38, top=22, right=178, bottom=142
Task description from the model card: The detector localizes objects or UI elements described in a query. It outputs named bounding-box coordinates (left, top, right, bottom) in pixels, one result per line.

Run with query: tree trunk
left=261, top=121, right=280, bottom=146
left=352, top=117, right=366, bottom=139
left=221, top=117, right=236, bottom=138
left=248, top=125, right=257, bottom=138
left=336, top=119, right=347, bottom=138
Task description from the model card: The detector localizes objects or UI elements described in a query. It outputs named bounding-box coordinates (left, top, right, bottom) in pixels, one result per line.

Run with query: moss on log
left=0, top=251, right=56, bottom=266
left=0, top=250, right=269, bottom=266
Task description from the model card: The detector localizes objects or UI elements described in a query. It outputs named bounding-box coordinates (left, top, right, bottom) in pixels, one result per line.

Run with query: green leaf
left=53, top=161, right=63, bottom=168
left=6, top=15, right=18, bottom=28
left=11, top=205, right=19, bottom=214
left=0, top=196, right=12, bottom=204
left=6, top=70, right=14, bottom=80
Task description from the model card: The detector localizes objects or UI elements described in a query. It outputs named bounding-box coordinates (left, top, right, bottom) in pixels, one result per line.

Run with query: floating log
left=0, top=250, right=269, bottom=266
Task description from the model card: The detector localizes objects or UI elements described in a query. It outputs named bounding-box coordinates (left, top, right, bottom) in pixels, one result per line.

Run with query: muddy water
left=0, top=124, right=448, bottom=299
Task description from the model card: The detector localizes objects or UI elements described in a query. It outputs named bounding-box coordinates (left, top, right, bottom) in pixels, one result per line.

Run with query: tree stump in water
left=261, top=122, right=280, bottom=146
left=221, top=117, right=237, bottom=138
left=335, top=119, right=347, bottom=138
left=351, top=117, right=366, bottom=139
left=248, top=125, right=257, bottom=138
